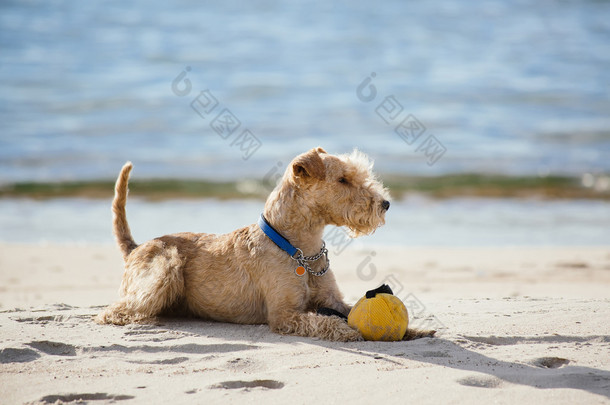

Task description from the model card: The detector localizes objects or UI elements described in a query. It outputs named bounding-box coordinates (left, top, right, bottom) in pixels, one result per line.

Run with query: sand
left=1, top=243, right=609, bottom=404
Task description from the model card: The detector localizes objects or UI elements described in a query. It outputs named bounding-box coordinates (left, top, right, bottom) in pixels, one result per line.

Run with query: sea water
left=1, top=1, right=609, bottom=246
left=1, top=197, right=608, bottom=246
left=1, top=0, right=609, bottom=183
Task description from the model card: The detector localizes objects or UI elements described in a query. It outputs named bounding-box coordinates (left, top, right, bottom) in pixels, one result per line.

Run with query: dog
left=96, top=147, right=434, bottom=341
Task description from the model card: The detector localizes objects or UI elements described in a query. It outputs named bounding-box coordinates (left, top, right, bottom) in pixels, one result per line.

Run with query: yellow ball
left=348, top=287, right=409, bottom=341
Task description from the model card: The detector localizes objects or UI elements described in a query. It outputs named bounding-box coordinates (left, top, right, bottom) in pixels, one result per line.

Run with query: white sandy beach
left=1, top=243, right=609, bottom=404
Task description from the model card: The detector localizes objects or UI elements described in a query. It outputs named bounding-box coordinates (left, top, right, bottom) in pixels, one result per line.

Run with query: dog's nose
left=381, top=200, right=390, bottom=211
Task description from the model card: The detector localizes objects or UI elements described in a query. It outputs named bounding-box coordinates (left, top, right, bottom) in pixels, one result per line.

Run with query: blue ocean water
left=1, top=0, right=609, bottom=183
left=1, top=197, right=608, bottom=246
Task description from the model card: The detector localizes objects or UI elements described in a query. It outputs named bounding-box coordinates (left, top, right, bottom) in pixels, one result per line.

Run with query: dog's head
left=287, top=147, right=390, bottom=237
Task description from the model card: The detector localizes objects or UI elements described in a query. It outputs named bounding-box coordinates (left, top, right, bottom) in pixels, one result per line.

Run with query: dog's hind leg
left=96, top=242, right=185, bottom=325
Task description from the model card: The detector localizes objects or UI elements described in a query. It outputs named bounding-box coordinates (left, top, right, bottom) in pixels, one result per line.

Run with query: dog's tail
left=113, top=162, right=138, bottom=261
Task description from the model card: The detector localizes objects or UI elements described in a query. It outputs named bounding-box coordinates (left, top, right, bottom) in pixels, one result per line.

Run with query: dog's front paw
left=402, top=328, right=436, bottom=340
left=332, top=325, right=364, bottom=342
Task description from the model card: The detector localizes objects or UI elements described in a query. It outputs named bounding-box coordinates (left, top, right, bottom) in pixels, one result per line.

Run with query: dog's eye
left=338, top=177, right=348, bottom=184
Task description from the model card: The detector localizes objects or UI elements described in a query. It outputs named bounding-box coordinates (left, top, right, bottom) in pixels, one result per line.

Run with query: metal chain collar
left=291, top=241, right=330, bottom=277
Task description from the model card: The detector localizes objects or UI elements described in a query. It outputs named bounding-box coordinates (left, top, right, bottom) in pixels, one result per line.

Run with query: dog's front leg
left=308, top=271, right=352, bottom=316
left=268, top=309, right=362, bottom=342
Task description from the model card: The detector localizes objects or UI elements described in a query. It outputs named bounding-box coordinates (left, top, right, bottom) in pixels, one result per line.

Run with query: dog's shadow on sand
left=334, top=335, right=610, bottom=400
left=161, top=319, right=610, bottom=400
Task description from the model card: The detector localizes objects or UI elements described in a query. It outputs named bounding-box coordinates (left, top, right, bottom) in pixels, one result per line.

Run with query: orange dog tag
left=295, top=266, right=306, bottom=276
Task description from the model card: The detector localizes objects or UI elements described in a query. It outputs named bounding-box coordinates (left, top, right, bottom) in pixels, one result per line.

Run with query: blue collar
left=258, top=213, right=330, bottom=277
left=258, top=214, right=298, bottom=257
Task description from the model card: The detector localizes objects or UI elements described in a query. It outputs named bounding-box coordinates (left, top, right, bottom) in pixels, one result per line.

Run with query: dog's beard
left=343, top=206, right=386, bottom=238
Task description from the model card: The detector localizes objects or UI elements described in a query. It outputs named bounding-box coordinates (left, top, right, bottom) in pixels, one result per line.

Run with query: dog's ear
left=292, top=148, right=326, bottom=182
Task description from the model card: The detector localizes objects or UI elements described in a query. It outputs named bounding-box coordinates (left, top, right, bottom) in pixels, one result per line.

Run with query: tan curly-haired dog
left=96, top=147, right=434, bottom=341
